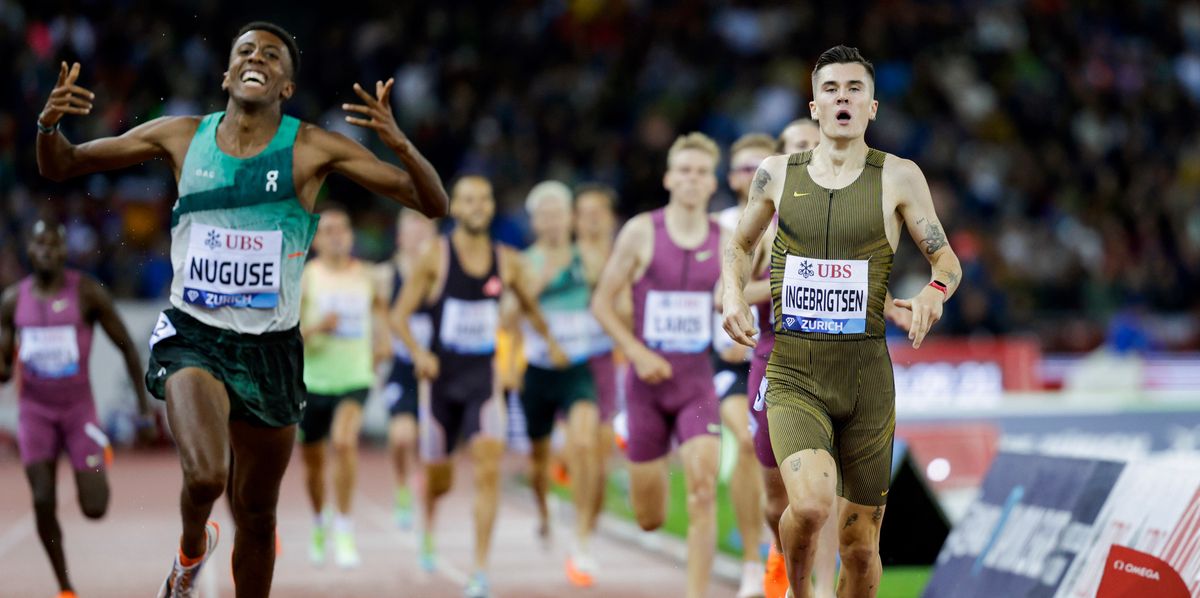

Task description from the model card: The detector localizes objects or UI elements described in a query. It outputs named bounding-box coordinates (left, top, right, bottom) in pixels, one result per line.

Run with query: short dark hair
left=574, top=183, right=618, bottom=212
left=234, top=21, right=301, bottom=78
left=812, top=45, right=874, bottom=84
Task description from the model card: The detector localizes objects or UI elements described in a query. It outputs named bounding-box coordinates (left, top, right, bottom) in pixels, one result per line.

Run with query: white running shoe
left=156, top=521, right=220, bottom=598
left=334, top=530, right=361, bottom=569
left=736, top=560, right=767, bottom=598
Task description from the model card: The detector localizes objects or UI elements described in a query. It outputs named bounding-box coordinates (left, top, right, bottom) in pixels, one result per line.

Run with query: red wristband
left=929, top=280, right=947, bottom=294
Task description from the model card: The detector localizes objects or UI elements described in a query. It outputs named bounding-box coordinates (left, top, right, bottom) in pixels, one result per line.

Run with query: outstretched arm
left=0, top=286, right=16, bottom=384
left=722, top=155, right=783, bottom=347
left=37, top=62, right=193, bottom=181
left=81, top=278, right=152, bottom=416
left=893, top=158, right=962, bottom=348
left=329, top=78, right=449, bottom=218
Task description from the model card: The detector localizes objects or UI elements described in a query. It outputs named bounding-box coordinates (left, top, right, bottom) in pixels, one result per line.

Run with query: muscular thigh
left=836, top=341, right=895, bottom=507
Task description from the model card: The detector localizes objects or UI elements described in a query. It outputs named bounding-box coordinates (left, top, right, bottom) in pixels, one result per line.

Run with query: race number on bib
left=183, top=224, right=283, bottom=309
left=642, top=290, right=712, bottom=353
left=19, top=326, right=80, bottom=379
left=524, top=310, right=598, bottom=367
left=439, top=298, right=499, bottom=355
left=318, top=292, right=370, bottom=339
left=780, top=256, right=868, bottom=334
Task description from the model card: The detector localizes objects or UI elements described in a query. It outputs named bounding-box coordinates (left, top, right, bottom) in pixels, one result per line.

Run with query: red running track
left=0, top=449, right=737, bottom=597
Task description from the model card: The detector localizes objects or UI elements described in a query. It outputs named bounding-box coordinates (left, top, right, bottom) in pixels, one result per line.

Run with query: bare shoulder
left=759, top=153, right=790, bottom=175
left=881, top=154, right=926, bottom=187
left=618, top=212, right=654, bottom=243
left=0, top=283, right=18, bottom=316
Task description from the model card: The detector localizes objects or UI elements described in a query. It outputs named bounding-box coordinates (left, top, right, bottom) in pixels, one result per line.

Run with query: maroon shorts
left=624, top=354, right=719, bottom=463
left=18, top=393, right=107, bottom=472
left=588, top=352, right=619, bottom=423
left=748, top=354, right=775, bottom=468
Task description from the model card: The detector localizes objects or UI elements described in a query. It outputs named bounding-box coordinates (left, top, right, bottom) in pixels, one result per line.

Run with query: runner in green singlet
left=35, top=21, right=448, bottom=598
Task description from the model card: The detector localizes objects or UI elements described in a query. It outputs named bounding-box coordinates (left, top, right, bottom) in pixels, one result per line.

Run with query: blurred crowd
left=1, top=0, right=1198, bottom=351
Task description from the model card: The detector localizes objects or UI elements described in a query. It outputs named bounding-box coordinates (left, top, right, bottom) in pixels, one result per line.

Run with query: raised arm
left=892, top=158, right=963, bottom=348
left=0, top=285, right=16, bottom=384
left=721, top=155, right=784, bottom=347
left=329, top=78, right=449, bottom=218
left=37, top=62, right=194, bottom=181
left=80, top=277, right=153, bottom=420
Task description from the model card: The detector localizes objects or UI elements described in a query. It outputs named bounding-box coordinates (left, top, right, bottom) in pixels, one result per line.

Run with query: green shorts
left=520, top=363, right=596, bottom=440
left=146, top=308, right=306, bottom=428
left=765, top=336, right=895, bottom=506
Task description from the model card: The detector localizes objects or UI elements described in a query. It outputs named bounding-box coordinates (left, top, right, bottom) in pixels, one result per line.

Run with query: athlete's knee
left=234, top=503, right=277, bottom=539
left=785, top=497, right=832, bottom=534
left=79, top=491, right=109, bottom=519
left=30, top=487, right=56, bottom=513
left=183, top=467, right=227, bottom=505
left=427, top=463, right=454, bottom=497
left=839, top=535, right=879, bottom=573
left=634, top=507, right=665, bottom=532
left=332, top=436, right=358, bottom=459
left=685, top=474, right=717, bottom=515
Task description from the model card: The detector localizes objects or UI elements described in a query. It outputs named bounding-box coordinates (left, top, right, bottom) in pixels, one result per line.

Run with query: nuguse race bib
left=183, top=224, right=283, bottom=309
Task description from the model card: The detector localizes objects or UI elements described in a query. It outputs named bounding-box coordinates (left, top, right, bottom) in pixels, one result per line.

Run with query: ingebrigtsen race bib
left=439, top=297, right=499, bottom=355
left=642, top=290, right=712, bottom=353
left=317, top=292, right=370, bottom=339
left=780, top=255, right=868, bottom=334
left=183, top=224, right=282, bottom=309
left=19, top=326, right=80, bottom=379
left=524, top=310, right=599, bottom=368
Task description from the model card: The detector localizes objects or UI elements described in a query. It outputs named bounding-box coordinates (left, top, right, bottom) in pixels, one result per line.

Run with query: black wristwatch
left=36, top=120, right=59, bottom=135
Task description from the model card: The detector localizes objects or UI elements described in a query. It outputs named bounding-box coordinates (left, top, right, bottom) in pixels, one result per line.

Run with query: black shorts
left=520, top=363, right=596, bottom=441
left=147, top=308, right=305, bottom=428
left=423, top=354, right=502, bottom=460
left=298, top=388, right=369, bottom=445
left=384, top=357, right=420, bottom=418
left=712, top=354, right=750, bottom=401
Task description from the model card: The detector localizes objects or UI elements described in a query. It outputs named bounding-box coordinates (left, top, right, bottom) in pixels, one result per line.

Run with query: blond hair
left=525, top=180, right=573, bottom=214
left=667, top=132, right=720, bottom=168
left=730, top=133, right=777, bottom=157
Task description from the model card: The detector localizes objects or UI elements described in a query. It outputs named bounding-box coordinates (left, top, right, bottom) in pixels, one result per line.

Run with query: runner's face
left=314, top=212, right=353, bottom=259
left=531, top=197, right=572, bottom=245
left=223, top=30, right=295, bottom=105
left=663, top=149, right=718, bottom=210
left=397, top=212, right=435, bottom=255
left=780, top=123, right=820, bottom=154
left=450, top=179, right=495, bottom=235
left=729, top=147, right=773, bottom=198
left=28, top=225, right=66, bottom=276
left=809, top=63, right=878, bottom=141
left=575, top=192, right=615, bottom=241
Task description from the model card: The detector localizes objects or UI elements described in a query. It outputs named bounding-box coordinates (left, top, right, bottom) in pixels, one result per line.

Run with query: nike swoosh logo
left=696, top=250, right=713, bottom=262
left=793, top=192, right=810, bottom=197
left=881, top=488, right=889, bottom=497
left=52, top=299, right=69, bottom=312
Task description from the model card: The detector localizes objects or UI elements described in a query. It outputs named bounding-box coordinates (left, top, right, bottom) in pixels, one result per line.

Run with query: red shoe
left=57, top=592, right=78, bottom=598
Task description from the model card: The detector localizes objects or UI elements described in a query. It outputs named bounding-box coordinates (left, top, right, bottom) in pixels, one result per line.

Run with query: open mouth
left=241, top=70, right=267, bottom=88
left=836, top=110, right=852, bottom=123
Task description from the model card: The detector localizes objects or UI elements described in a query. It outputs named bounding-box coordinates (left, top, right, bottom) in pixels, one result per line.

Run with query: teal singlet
left=170, top=112, right=319, bottom=334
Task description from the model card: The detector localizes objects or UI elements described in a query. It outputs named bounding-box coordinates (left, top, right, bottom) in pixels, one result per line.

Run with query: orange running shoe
left=57, top=591, right=78, bottom=598
left=764, top=544, right=789, bottom=598
left=565, top=555, right=595, bottom=588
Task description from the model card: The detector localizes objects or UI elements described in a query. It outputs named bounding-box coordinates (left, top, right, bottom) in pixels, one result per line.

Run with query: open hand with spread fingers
left=39, top=62, right=95, bottom=129
left=343, top=78, right=408, bottom=151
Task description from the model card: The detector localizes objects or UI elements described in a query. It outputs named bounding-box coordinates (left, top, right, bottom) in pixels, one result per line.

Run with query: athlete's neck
left=813, top=136, right=869, bottom=175
left=577, top=233, right=612, bottom=254
left=664, top=200, right=710, bottom=226
left=534, top=236, right=570, bottom=253
left=320, top=254, right=353, bottom=269
left=32, top=270, right=65, bottom=295
left=218, top=100, right=282, bottom=156
left=451, top=226, right=491, bottom=253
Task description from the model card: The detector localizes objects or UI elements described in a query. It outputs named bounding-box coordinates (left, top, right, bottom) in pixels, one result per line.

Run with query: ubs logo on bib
left=798, top=260, right=814, bottom=278
left=205, top=229, right=221, bottom=249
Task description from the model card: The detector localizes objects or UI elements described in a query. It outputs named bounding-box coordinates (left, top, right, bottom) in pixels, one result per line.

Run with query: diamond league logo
left=798, top=260, right=814, bottom=278
left=785, top=316, right=796, bottom=327
left=205, top=229, right=221, bottom=249
left=187, top=290, right=199, bottom=302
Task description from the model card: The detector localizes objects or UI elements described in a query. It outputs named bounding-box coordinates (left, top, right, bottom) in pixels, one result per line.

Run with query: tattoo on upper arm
left=921, top=222, right=947, bottom=255
left=753, top=169, right=771, bottom=194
